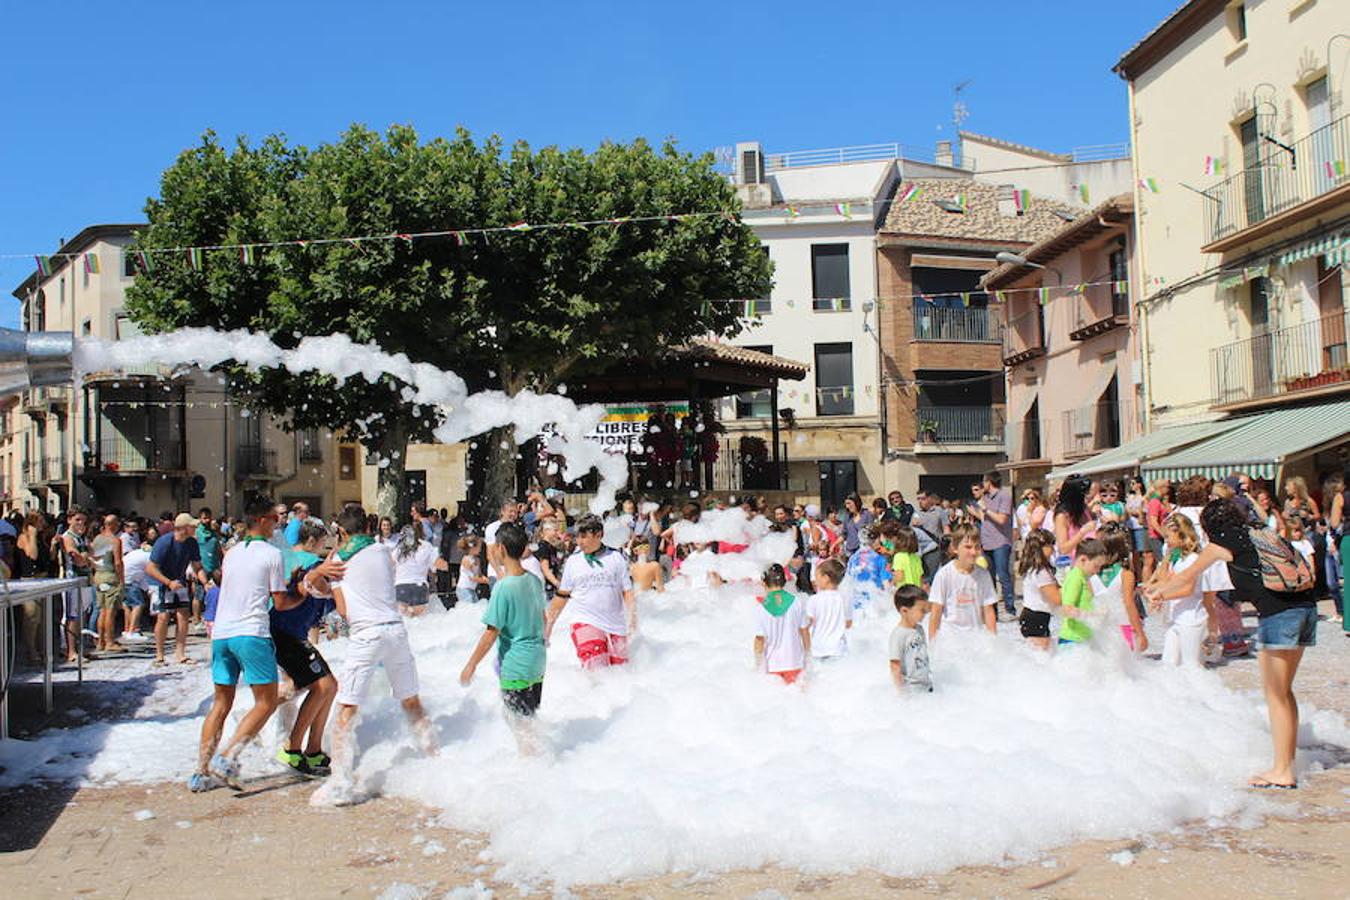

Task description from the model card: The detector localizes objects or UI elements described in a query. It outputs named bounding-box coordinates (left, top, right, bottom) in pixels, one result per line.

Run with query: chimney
left=935, top=140, right=953, bottom=168
left=996, top=184, right=1017, bottom=217
left=733, top=140, right=773, bottom=209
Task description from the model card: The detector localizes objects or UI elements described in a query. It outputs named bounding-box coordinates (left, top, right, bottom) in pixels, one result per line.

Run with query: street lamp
left=995, top=252, right=1062, bottom=285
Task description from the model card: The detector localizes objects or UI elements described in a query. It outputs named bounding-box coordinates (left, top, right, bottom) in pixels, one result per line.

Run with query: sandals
left=175, top=657, right=197, bottom=666
left=1248, top=777, right=1297, bottom=790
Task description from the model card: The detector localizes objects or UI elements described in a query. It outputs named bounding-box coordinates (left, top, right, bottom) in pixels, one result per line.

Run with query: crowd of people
left=0, top=462, right=1341, bottom=797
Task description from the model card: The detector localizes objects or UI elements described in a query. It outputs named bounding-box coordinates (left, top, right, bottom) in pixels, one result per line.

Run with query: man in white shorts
left=546, top=515, right=636, bottom=670
left=309, top=506, right=436, bottom=805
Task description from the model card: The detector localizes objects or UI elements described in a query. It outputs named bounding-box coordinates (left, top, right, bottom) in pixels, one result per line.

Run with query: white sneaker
left=122, top=632, right=149, bottom=643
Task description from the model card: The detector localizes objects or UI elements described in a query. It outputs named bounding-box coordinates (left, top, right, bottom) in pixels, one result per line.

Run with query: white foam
left=75, top=330, right=623, bottom=513
left=5, top=534, right=1348, bottom=887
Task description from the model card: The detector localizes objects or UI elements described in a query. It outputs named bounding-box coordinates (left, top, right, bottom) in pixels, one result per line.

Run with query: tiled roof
left=684, top=339, right=808, bottom=379
left=881, top=179, right=1081, bottom=244
left=982, top=194, right=1134, bottom=288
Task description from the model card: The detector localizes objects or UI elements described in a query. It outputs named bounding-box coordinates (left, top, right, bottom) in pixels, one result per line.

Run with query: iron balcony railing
left=912, top=305, right=999, bottom=343
left=917, top=406, right=1005, bottom=445
left=237, top=444, right=279, bottom=476
left=39, top=455, right=67, bottom=483
left=1210, top=309, right=1350, bottom=406
left=1062, top=402, right=1122, bottom=457
left=1070, top=142, right=1130, bottom=162
left=762, top=142, right=974, bottom=172
left=1002, top=308, right=1046, bottom=365
left=1203, top=115, right=1350, bottom=244
left=90, top=438, right=186, bottom=473
left=1069, top=282, right=1130, bottom=340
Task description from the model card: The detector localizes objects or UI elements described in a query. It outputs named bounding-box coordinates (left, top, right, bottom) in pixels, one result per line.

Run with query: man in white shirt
left=546, top=515, right=636, bottom=670
left=310, top=505, right=437, bottom=805
left=191, top=497, right=299, bottom=792
left=484, top=497, right=520, bottom=580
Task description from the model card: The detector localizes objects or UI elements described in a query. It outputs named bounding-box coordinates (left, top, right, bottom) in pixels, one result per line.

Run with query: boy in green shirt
left=1058, top=538, right=1109, bottom=645
left=460, top=523, right=547, bottom=754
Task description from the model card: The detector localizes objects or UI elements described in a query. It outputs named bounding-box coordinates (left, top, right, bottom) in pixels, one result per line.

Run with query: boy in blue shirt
left=460, top=523, right=547, bottom=755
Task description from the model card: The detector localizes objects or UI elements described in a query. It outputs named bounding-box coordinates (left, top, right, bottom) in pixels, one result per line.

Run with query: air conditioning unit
left=735, top=142, right=765, bottom=186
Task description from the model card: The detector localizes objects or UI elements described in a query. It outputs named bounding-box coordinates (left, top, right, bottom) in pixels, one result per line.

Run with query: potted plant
left=918, top=419, right=939, bottom=443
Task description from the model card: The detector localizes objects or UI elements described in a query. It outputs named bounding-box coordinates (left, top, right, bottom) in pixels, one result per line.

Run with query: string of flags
left=1203, top=156, right=1224, bottom=176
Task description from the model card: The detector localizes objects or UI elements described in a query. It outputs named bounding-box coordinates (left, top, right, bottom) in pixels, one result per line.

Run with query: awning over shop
left=1048, top=418, right=1240, bottom=481
left=1141, top=400, right=1350, bottom=483
left=1279, top=232, right=1349, bottom=268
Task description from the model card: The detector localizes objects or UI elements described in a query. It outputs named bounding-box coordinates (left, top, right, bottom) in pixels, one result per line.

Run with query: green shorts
left=93, top=572, right=124, bottom=610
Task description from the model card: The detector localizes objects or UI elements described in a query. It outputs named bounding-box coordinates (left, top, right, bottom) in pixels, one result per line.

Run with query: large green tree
left=126, top=125, right=771, bottom=518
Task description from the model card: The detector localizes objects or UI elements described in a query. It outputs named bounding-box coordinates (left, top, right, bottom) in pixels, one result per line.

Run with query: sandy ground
left=2, top=604, right=1349, bottom=899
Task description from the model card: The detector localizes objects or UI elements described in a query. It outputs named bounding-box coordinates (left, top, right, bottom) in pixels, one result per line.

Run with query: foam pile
left=6, top=541, right=1347, bottom=887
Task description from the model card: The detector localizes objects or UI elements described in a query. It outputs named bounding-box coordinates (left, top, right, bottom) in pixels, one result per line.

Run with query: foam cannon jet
left=0, top=328, right=75, bottom=399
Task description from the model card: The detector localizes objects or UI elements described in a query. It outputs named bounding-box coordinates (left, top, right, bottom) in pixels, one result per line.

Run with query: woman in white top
left=392, top=525, right=446, bottom=616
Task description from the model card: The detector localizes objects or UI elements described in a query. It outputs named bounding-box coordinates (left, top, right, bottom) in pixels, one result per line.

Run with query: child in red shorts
left=753, top=564, right=811, bottom=684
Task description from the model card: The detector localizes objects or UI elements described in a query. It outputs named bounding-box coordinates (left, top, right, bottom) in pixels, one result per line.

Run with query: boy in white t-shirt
left=754, top=564, right=811, bottom=684
left=546, top=515, right=636, bottom=671
left=927, top=524, right=998, bottom=639
left=806, top=558, right=851, bottom=659
left=309, top=506, right=437, bottom=806
left=191, top=497, right=306, bottom=792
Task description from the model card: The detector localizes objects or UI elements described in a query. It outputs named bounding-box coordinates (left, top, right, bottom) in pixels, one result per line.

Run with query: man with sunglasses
left=546, top=515, right=636, bottom=670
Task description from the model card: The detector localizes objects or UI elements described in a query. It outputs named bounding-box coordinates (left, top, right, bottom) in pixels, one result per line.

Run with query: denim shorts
left=1255, top=605, right=1319, bottom=651
left=123, top=585, right=148, bottom=608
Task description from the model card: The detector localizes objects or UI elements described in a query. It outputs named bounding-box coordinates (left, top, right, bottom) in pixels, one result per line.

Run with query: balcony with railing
left=1002, top=308, right=1046, bottom=366
left=21, top=386, right=69, bottom=417
left=1202, top=115, right=1350, bottom=249
left=1069, top=283, right=1129, bottom=341
left=1210, top=309, right=1350, bottom=409
left=237, top=444, right=281, bottom=478
left=916, top=406, right=1004, bottom=450
left=26, top=455, right=68, bottom=485
left=912, top=305, right=999, bottom=343
left=81, top=363, right=180, bottom=385
left=1061, top=402, right=1122, bottom=458
left=86, top=437, right=187, bottom=475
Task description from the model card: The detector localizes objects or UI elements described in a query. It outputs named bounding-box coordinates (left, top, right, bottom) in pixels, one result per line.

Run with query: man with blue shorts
left=191, top=496, right=301, bottom=792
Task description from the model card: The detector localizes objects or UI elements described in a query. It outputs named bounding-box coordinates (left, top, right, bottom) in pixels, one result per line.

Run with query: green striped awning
left=1141, top=399, right=1350, bottom=484
left=1279, top=232, right=1348, bottom=267
left=1048, top=419, right=1241, bottom=481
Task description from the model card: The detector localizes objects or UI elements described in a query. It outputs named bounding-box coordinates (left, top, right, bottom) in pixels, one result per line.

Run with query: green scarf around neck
left=338, top=533, right=376, bottom=561
left=762, top=588, right=796, bottom=617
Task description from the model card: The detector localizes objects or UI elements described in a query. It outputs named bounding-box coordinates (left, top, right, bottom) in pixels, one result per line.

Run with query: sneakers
left=304, top=752, right=332, bottom=776
left=187, top=772, right=220, bottom=793
left=276, top=746, right=313, bottom=776
left=121, top=631, right=149, bottom=643
left=209, top=753, right=243, bottom=790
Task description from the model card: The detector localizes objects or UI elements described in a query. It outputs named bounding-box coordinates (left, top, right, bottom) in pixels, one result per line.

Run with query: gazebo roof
left=567, top=339, right=807, bottom=404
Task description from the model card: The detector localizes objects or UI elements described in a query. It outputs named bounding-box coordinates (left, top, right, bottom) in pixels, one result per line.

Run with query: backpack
left=1245, top=527, right=1315, bottom=594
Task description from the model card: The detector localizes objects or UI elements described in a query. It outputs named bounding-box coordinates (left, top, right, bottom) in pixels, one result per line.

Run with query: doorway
left=817, top=460, right=857, bottom=511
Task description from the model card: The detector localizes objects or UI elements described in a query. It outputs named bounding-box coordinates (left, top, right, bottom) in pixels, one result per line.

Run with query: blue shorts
left=211, top=636, right=278, bottom=686
left=123, top=585, right=148, bottom=609
left=1255, top=605, right=1319, bottom=651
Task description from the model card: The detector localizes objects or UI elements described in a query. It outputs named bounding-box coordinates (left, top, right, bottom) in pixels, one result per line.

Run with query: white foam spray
left=75, top=329, right=627, bottom=512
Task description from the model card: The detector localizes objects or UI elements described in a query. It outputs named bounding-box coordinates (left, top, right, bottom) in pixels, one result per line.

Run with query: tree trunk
left=481, top=424, right=518, bottom=523
left=372, top=416, right=410, bottom=522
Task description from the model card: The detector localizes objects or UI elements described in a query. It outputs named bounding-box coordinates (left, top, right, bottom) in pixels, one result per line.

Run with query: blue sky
left=0, top=0, right=1180, bottom=326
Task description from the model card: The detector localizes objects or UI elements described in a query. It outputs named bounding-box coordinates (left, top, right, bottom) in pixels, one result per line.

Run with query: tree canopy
left=125, top=124, right=772, bottom=516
